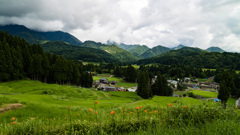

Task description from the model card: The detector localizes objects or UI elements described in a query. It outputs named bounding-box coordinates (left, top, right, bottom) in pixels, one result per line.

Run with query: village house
left=118, top=87, right=126, bottom=91
left=100, top=78, right=109, bottom=84
left=184, top=77, right=191, bottom=83
left=111, top=81, right=116, bottom=85
left=127, top=87, right=137, bottom=92
left=104, top=86, right=117, bottom=91
left=167, top=80, right=177, bottom=88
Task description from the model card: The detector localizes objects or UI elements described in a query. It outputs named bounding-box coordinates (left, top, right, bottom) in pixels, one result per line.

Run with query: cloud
left=0, top=0, right=240, bottom=51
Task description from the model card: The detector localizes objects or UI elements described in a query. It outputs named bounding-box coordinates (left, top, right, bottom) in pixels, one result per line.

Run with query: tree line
left=0, top=31, right=92, bottom=87
left=137, top=47, right=240, bottom=70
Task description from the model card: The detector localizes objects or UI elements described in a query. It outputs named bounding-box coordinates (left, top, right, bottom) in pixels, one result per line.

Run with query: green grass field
left=190, top=90, right=218, bottom=98
left=0, top=80, right=239, bottom=134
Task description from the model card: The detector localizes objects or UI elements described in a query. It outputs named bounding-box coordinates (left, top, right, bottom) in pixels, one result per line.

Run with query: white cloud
left=0, top=0, right=240, bottom=51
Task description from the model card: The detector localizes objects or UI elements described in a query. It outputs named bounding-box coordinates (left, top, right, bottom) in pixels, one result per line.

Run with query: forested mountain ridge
left=137, top=47, right=240, bottom=70
left=0, top=31, right=92, bottom=87
left=107, top=41, right=150, bottom=57
left=81, top=41, right=140, bottom=62
left=140, top=45, right=171, bottom=59
left=0, top=24, right=82, bottom=45
left=41, top=41, right=118, bottom=63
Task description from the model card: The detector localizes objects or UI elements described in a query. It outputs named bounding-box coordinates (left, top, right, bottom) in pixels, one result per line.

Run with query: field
left=0, top=80, right=240, bottom=134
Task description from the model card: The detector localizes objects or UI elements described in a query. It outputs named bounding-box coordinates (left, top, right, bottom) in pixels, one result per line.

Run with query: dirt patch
left=0, top=103, right=23, bottom=113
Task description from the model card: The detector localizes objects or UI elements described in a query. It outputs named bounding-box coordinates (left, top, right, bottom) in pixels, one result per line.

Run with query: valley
left=0, top=25, right=240, bottom=134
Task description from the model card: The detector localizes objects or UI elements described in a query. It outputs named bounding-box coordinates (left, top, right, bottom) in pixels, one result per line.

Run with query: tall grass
left=1, top=103, right=239, bottom=134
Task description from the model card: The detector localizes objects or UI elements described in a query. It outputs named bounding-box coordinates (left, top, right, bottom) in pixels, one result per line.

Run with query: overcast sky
left=0, top=0, right=240, bottom=51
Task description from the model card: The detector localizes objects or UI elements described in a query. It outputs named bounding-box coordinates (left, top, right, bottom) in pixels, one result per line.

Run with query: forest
left=137, top=47, right=240, bottom=70
left=0, top=31, right=92, bottom=87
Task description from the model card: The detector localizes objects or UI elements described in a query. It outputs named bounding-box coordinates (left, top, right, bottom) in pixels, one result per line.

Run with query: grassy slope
left=0, top=80, right=239, bottom=134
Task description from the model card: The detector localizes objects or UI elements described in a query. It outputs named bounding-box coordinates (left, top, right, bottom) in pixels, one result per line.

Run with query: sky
left=0, top=0, right=240, bottom=51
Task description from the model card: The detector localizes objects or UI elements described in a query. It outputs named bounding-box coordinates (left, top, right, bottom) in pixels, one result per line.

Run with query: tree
left=137, top=71, right=152, bottom=99
left=151, top=74, right=173, bottom=96
left=218, top=71, right=235, bottom=108
left=125, top=64, right=137, bottom=82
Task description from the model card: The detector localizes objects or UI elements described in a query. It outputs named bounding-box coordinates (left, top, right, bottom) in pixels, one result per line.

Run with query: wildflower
left=168, top=103, right=172, bottom=106
left=154, top=110, right=158, bottom=113
left=12, top=121, right=16, bottom=125
left=149, top=112, right=152, bottom=114
left=183, top=106, right=188, bottom=108
left=130, top=112, right=133, bottom=114
left=95, top=101, right=99, bottom=104
left=30, top=117, right=34, bottom=120
left=89, top=108, right=93, bottom=112
left=95, top=111, right=98, bottom=114
left=144, top=110, right=147, bottom=112
left=136, top=107, right=139, bottom=110
left=110, top=111, right=115, bottom=115
left=11, top=117, right=15, bottom=121
left=140, top=106, right=143, bottom=108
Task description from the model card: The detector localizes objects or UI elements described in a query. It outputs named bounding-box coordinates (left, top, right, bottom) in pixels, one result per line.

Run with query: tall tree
left=151, top=74, right=173, bottom=96
left=218, top=71, right=235, bottom=108
left=137, top=71, right=152, bottom=99
left=125, top=64, right=137, bottom=82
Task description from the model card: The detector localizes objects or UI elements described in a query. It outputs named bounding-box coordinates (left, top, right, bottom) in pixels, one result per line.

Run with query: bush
left=187, top=92, right=195, bottom=98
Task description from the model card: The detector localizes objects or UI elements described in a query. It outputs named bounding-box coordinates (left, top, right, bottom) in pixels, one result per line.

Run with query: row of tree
left=0, top=31, right=92, bottom=87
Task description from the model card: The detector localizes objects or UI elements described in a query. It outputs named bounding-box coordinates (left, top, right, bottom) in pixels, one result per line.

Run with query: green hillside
left=137, top=47, right=240, bottom=69
left=82, top=41, right=140, bottom=62
left=206, top=47, right=225, bottom=52
left=107, top=41, right=150, bottom=57
left=0, top=80, right=239, bottom=134
left=0, top=24, right=82, bottom=45
left=41, top=41, right=118, bottom=63
left=140, top=45, right=171, bottom=58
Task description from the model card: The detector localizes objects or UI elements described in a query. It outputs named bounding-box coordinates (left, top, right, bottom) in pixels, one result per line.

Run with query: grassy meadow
left=0, top=80, right=240, bottom=134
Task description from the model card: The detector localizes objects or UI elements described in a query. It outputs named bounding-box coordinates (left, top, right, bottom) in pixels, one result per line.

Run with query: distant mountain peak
left=172, top=44, right=186, bottom=50
left=206, top=46, right=225, bottom=52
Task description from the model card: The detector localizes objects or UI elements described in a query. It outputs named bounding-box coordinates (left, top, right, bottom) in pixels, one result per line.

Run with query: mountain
left=206, top=47, right=225, bottom=53
left=0, top=24, right=82, bottom=45
left=81, top=41, right=139, bottom=62
left=140, top=45, right=171, bottom=59
left=107, top=41, right=150, bottom=57
left=137, top=47, right=240, bottom=69
left=172, top=44, right=186, bottom=50
left=40, top=41, right=117, bottom=63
